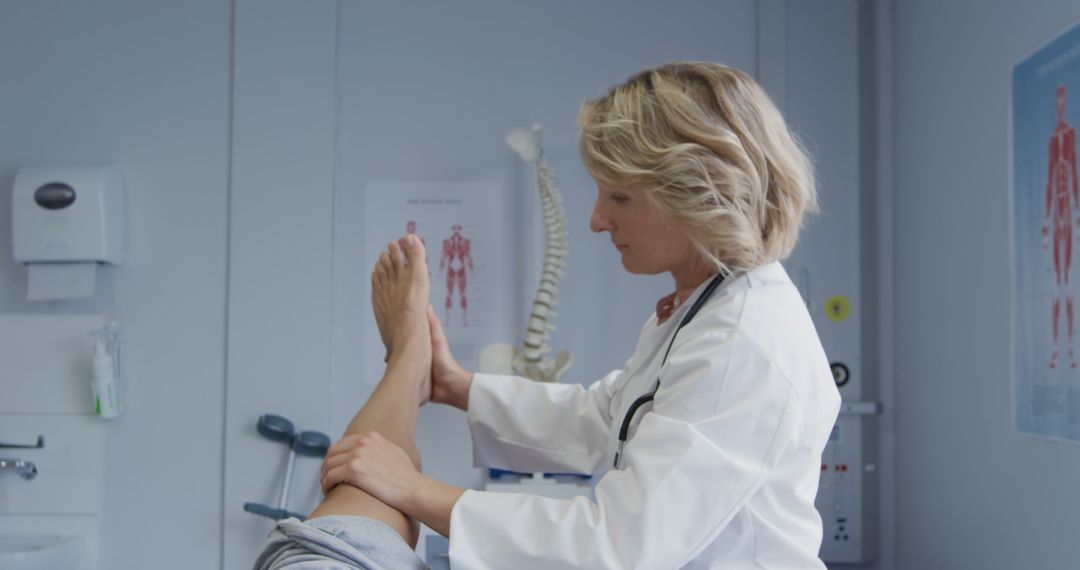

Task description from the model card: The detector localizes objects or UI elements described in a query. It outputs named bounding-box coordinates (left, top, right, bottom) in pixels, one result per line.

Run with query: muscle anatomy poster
left=1013, top=22, right=1080, bottom=444
left=361, top=181, right=508, bottom=376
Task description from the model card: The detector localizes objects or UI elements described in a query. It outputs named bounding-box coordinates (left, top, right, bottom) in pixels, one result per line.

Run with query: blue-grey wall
left=0, top=1, right=230, bottom=568
left=223, top=0, right=876, bottom=566
left=0, top=1, right=885, bottom=568
left=893, top=1, right=1080, bottom=567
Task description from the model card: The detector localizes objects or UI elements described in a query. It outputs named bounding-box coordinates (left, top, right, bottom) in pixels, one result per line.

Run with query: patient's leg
left=307, top=235, right=431, bottom=547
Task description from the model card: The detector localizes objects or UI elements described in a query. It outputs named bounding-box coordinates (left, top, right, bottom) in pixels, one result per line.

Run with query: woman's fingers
left=321, top=446, right=356, bottom=477
left=322, top=461, right=363, bottom=495
left=427, top=305, right=446, bottom=349
left=326, top=433, right=363, bottom=458
left=319, top=432, right=419, bottom=509
left=322, top=436, right=360, bottom=475
left=321, top=435, right=366, bottom=493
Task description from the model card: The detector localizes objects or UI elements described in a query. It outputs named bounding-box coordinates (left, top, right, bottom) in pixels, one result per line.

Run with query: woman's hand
left=321, top=432, right=422, bottom=512
left=322, top=429, right=466, bottom=537
left=427, top=305, right=474, bottom=411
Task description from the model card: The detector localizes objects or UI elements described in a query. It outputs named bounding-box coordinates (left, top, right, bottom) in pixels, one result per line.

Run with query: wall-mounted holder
left=0, top=435, right=45, bottom=449
left=12, top=164, right=126, bottom=301
left=91, top=321, right=123, bottom=419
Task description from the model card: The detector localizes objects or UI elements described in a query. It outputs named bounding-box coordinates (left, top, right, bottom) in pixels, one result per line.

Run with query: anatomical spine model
left=478, top=125, right=572, bottom=382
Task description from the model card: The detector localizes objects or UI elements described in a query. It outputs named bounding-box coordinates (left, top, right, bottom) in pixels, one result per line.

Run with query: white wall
left=893, top=1, right=1080, bottom=567
left=0, top=1, right=879, bottom=568
left=222, top=0, right=338, bottom=566
left=224, top=0, right=876, bottom=565
left=0, top=1, right=230, bottom=568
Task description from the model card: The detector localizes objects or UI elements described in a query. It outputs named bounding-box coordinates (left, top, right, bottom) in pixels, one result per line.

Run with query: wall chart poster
left=362, top=181, right=507, bottom=378
left=1013, top=21, right=1080, bottom=444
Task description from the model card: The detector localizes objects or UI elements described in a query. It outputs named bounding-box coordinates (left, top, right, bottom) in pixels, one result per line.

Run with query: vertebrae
left=502, top=126, right=572, bottom=382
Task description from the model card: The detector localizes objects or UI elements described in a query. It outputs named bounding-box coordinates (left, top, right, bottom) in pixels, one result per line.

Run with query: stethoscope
left=613, top=273, right=725, bottom=469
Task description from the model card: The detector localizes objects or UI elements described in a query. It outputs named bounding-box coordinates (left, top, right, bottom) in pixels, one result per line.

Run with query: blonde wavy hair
left=578, top=62, right=817, bottom=275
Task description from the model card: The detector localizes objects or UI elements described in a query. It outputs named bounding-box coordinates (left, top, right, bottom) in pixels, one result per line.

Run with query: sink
left=0, top=535, right=83, bottom=570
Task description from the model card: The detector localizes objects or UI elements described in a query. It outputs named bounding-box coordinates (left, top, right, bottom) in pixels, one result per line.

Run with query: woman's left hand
left=321, top=432, right=421, bottom=512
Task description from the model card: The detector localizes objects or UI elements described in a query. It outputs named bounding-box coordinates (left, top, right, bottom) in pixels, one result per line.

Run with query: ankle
left=390, top=331, right=432, bottom=358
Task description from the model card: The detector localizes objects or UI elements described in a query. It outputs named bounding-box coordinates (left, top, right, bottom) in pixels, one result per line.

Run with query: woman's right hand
left=427, top=305, right=473, bottom=411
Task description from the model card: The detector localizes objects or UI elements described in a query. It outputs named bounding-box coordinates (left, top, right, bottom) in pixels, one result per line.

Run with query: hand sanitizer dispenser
left=12, top=165, right=126, bottom=300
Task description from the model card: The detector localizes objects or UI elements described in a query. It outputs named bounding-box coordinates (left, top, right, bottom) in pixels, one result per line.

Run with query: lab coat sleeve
left=449, top=331, right=801, bottom=569
left=466, top=369, right=623, bottom=475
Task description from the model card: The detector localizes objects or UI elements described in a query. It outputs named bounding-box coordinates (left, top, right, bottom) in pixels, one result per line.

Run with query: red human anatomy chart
left=440, top=224, right=475, bottom=326
left=403, top=220, right=427, bottom=260
left=358, top=181, right=505, bottom=390
left=405, top=220, right=425, bottom=247
left=1043, top=84, right=1079, bottom=369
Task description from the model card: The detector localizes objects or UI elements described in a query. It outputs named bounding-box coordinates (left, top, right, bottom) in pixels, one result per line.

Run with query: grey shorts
left=254, top=516, right=430, bottom=570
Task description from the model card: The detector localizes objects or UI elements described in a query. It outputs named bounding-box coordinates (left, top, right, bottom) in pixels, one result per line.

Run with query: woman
left=321, top=61, right=841, bottom=569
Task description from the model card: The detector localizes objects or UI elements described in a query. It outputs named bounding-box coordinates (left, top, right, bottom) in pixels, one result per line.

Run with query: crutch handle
left=293, top=430, right=331, bottom=457
left=256, top=414, right=295, bottom=444
left=243, top=501, right=305, bottom=521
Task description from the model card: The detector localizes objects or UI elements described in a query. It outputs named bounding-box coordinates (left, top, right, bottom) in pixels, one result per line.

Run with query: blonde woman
left=263, top=62, right=840, bottom=569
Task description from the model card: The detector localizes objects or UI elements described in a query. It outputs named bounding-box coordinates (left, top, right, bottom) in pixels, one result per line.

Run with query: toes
left=378, top=251, right=394, bottom=279
left=375, top=253, right=390, bottom=287
left=388, top=241, right=405, bottom=272
left=402, top=234, right=427, bottom=272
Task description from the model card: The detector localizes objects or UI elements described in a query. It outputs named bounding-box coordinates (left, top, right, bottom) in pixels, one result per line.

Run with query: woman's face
left=590, top=184, right=697, bottom=276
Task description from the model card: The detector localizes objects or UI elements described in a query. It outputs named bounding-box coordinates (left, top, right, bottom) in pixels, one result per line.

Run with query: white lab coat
left=448, top=262, right=841, bottom=569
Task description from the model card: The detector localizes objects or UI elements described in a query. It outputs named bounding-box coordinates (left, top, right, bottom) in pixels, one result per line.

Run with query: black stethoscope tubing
left=613, top=273, right=725, bottom=469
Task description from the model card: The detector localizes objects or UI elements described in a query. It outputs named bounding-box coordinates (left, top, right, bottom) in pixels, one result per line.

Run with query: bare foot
left=371, top=251, right=394, bottom=356
left=372, top=234, right=432, bottom=400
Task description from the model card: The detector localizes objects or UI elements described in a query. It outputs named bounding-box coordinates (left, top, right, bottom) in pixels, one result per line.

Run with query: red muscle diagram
left=1042, top=84, right=1080, bottom=369
left=439, top=224, right=475, bottom=327
left=405, top=220, right=425, bottom=246
left=398, top=220, right=429, bottom=269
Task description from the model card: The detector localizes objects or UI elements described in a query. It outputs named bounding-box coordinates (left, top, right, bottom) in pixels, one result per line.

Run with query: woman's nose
left=590, top=201, right=612, bottom=233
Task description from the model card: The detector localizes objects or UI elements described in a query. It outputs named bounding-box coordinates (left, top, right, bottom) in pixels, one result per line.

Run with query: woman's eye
left=610, top=194, right=629, bottom=203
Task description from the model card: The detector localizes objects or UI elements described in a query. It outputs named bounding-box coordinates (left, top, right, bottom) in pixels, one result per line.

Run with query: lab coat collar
left=654, top=261, right=788, bottom=323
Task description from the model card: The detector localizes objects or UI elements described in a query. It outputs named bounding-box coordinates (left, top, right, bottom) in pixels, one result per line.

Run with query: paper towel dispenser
left=12, top=165, right=126, bottom=265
